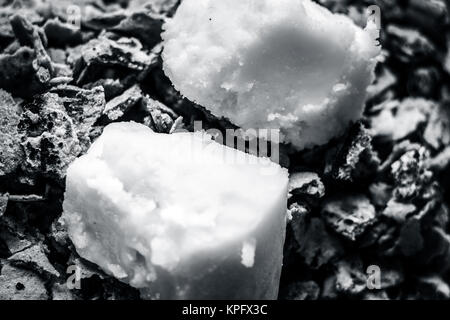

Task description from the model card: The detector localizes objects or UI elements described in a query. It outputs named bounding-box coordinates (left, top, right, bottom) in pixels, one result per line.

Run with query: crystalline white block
left=62, top=122, right=289, bottom=299
left=162, top=0, right=380, bottom=150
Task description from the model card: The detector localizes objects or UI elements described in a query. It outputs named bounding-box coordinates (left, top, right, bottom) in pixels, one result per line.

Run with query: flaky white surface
left=62, top=122, right=288, bottom=292
left=162, top=0, right=380, bottom=150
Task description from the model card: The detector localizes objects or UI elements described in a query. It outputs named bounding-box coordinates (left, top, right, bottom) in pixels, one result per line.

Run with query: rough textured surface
left=283, top=281, right=320, bottom=300
left=370, top=99, right=433, bottom=141
left=162, top=0, right=380, bottom=150
left=0, top=89, right=22, bottom=176
left=103, top=84, right=143, bottom=121
left=326, top=122, right=380, bottom=182
left=321, top=195, right=377, bottom=241
left=18, top=86, right=105, bottom=181
left=288, top=172, right=325, bottom=199
left=9, top=243, right=60, bottom=277
left=0, top=193, right=7, bottom=217
left=62, top=122, right=289, bottom=299
left=73, top=35, right=158, bottom=85
left=0, top=0, right=450, bottom=301
left=292, top=217, right=343, bottom=269
left=0, top=262, right=48, bottom=300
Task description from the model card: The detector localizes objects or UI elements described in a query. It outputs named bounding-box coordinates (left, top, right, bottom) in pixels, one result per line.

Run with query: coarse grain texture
left=0, top=89, right=22, bottom=176
left=162, top=0, right=380, bottom=150
left=1, top=0, right=450, bottom=302
left=62, top=122, right=288, bottom=299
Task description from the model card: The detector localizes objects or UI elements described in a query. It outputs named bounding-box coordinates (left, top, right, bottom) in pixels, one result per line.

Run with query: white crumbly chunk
left=62, top=122, right=288, bottom=299
left=162, top=0, right=380, bottom=150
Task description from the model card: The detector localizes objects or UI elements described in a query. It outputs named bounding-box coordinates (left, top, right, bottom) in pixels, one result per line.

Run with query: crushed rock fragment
left=282, top=281, right=320, bottom=300
left=391, top=146, right=433, bottom=200
left=326, top=122, right=380, bottom=182
left=0, top=89, right=22, bottom=176
left=292, top=217, right=343, bottom=269
left=73, top=35, right=158, bottom=85
left=8, top=243, right=60, bottom=278
left=334, top=258, right=367, bottom=296
left=321, top=194, right=377, bottom=241
left=143, top=97, right=178, bottom=133
left=0, top=193, right=7, bottom=217
left=103, top=84, right=143, bottom=121
left=0, top=262, right=48, bottom=300
left=288, top=172, right=325, bottom=199
left=370, top=99, right=433, bottom=142
left=18, top=86, right=105, bottom=180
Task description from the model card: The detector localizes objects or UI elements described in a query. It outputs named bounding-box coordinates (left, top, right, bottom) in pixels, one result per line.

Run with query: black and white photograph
left=1, top=0, right=450, bottom=312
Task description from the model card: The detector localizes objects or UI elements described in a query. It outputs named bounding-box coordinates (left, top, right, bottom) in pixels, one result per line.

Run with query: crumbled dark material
left=369, top=99, right=432, bottom=142
left=0, top=262, right=48, bottom=300
left=325, top=122, right=380, bottom=183
left=382, top=199, right=416, bottom=222
left=10, top=14, right=55, bottom=84
left=18, top=85, right=105, bottom=182
left=43, top=19, right=84, bottom=47
left=49, top=85, right=105, bottom=151
left=103, top=84, right=143, bottom=121
left=390, top=146, right=432, bottom=200
left=321, top=194, right=377, bottom=241
left=0, top=46, right=44, bottom=98
left=72, top=35, right=159, bottom=85
left=0, top=0, right=450, bottom=300
left=288, top=172, right=325, bottom=199
left=386, top=25, right=439, bottom=64
left=8, top=243, right=60, bottom=278
left=407, top=67, right=440, bottom=98
left=424, top=102, right=450, bottom=150
left=0, top=216, right=34, bottom=256
left=282, top=281, right=320, bottom=300
left=397, top=217, right=424, bottom=256
left=0, top=89, right=22, bottom=176
left=291, top=217, right=344, bottom=270
left=334, top=258, right=368, bottom=295
left=366, top=65, right=397, bottom=103
left=143, top=96, right=179, bottom=133
left=416, top=276, right=450, bottom=299
left=111, top=11, right=164, bottom=48
left=0, top=193, right=7, bottom=217
left=280, top=0, right=450, bottom=300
